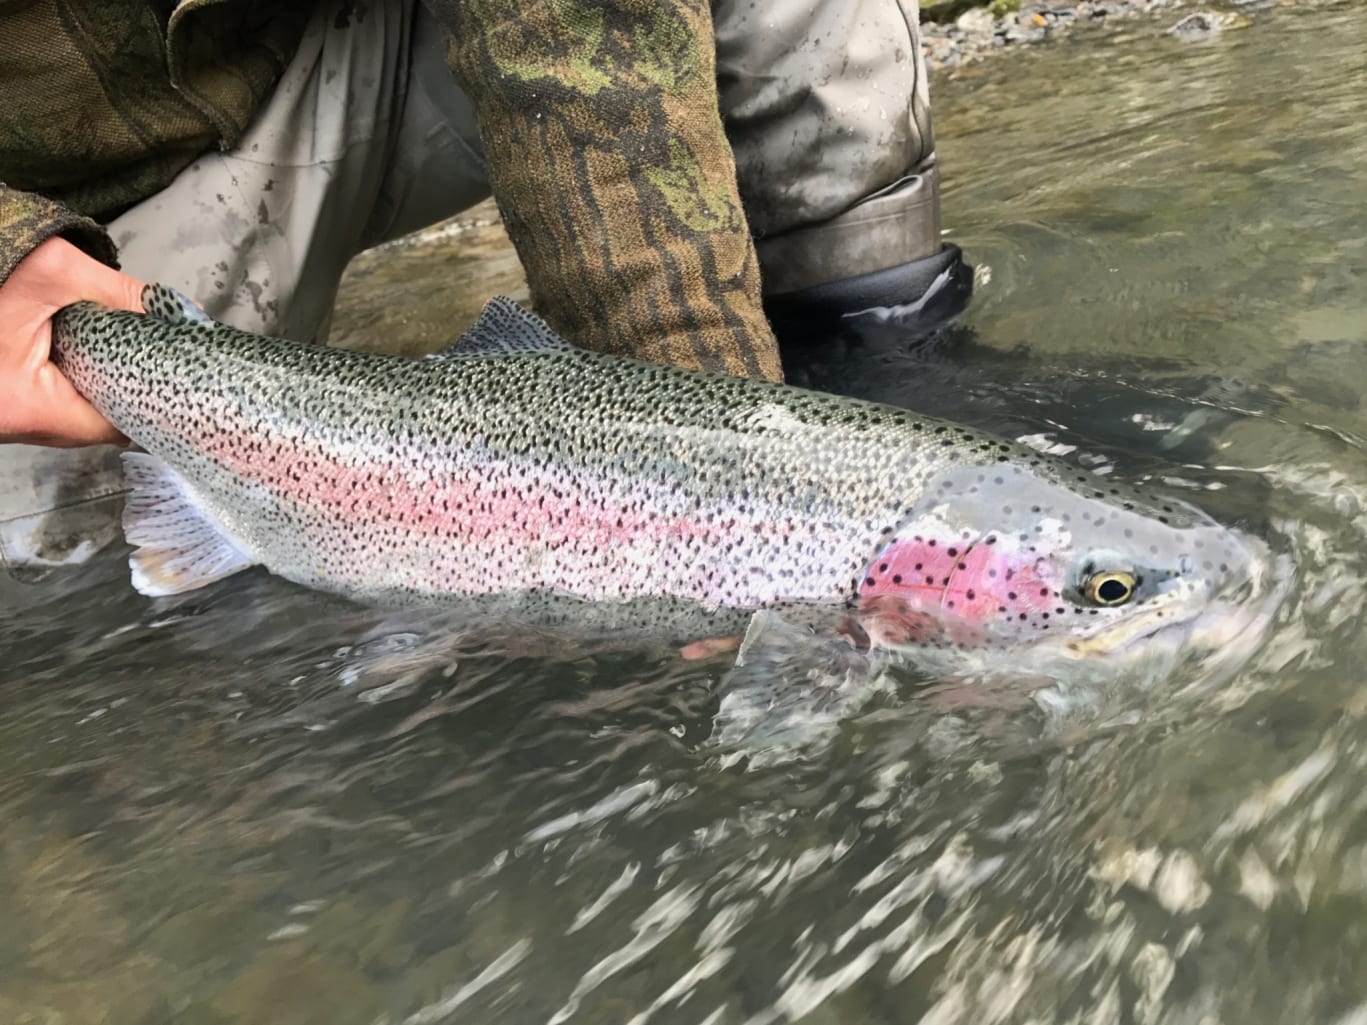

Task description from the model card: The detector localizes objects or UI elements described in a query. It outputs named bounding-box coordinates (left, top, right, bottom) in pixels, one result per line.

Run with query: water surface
left=4, top=5, right=1366, bottom=1023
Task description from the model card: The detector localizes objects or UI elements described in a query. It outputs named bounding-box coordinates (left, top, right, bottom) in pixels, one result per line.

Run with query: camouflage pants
left=0, top=0, right=938, bottom=574
left=105, top=0, right=938, bottom=336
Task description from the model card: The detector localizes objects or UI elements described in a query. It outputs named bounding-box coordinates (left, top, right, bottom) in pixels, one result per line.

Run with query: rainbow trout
left=53, top=287, right=1272, bottom=679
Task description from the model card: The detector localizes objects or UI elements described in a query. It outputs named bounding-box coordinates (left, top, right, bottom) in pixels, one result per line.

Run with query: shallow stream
left=3, top=4, right=1365, bottom=1022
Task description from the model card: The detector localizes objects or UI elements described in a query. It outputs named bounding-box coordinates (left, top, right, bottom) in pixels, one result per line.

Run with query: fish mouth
left=1062, top=548, right=1290, bottom=667
left=1063, top=604, right=1206, bottom=657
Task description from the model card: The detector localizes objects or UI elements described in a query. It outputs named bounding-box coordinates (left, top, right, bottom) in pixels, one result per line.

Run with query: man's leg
left=713, top=0, right=971, bottom=336
left=0, top=0, right=488, bottom=575
left=110, top=3, right=488, bottom=342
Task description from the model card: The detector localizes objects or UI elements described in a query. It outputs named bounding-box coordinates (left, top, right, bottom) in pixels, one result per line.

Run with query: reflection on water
left=4, top=4, right=1366, bottom=1022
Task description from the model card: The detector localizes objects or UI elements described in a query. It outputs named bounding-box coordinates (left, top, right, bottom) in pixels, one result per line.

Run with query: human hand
left=0, top=237, right=144, bottom=446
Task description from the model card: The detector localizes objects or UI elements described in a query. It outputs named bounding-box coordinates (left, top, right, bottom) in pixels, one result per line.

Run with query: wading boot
left=714, top=0, right=974, bottom=368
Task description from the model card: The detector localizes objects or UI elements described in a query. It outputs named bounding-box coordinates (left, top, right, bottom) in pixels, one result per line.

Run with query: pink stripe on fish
left=196, top=427, right=713, bottom=546
left=171, top=419, right=839, bottom=606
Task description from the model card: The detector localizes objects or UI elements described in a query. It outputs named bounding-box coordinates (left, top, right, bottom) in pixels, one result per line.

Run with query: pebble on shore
left=921, top=0, right=1255, bottom=70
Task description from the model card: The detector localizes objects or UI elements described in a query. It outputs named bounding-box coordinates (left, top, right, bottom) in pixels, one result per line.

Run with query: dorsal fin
left=141, top=283, right=215, bottom=325
left=430, top=297, right=577, bottom=359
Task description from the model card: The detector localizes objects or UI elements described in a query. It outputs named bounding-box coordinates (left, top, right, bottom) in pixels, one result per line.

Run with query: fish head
left=852, top=462, right=1275, bottom=679
left=714, top=462, right=1284, bottom=761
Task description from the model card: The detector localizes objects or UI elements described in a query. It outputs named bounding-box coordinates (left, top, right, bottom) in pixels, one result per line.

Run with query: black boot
left=765, top=242, right=974, bottom=346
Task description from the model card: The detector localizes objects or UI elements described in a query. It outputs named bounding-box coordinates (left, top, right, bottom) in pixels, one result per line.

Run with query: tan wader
left=715, top=0, right=941, bottom=296
left=0, top=0, right=941, bottom=575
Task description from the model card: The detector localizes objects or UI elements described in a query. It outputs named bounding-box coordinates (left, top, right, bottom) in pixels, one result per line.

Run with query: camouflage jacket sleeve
left=427, top=0, right=783, bottom=382
left=0, top=183, right=119, bottom=287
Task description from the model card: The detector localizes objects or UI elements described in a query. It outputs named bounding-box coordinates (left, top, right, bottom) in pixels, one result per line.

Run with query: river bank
left=921, top=0, right=1255, bottom=70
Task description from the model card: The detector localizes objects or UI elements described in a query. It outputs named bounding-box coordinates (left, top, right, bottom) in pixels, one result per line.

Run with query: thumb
left=62, top=250, right=146, bottom=314
left=19, top=237, right=146, bottom=314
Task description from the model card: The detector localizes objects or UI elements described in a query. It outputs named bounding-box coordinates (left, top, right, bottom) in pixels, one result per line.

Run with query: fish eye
left=1083, top=571, right=1137, bottom=607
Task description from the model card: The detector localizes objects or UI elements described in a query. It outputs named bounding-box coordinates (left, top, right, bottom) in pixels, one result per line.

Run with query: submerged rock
left=1167, top=10, right=1247, bottom=40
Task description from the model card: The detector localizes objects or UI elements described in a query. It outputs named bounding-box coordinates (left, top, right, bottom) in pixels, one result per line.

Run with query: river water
left=3, top=4, right=1365, bottom=1023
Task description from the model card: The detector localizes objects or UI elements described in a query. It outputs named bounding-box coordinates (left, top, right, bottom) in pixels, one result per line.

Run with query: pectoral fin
left=712, top=610, right=886, bottom=759
left=121, top=452, right=256, bottom=596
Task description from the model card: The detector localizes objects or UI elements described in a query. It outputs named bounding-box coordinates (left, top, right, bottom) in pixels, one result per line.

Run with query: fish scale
left=51, top=288, right=1261, bottom=659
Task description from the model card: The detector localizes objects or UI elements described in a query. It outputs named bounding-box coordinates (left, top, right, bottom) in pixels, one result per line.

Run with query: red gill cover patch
left=856, top=533, right=1062, bottom=647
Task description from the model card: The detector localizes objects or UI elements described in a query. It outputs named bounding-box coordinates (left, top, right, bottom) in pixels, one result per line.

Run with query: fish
left=51, top=286, right=1277, bottom=703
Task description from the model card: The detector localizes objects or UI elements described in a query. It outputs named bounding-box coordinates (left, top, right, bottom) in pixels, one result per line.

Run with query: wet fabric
left=0, top=1, right=311, bottom=218
left=0, top=0, right=942, bottom=374
left=0, top=0, right=782, bottom=377
left=2, top=0, right=466, bottom=574
left=714, top=0, right=942, bottom=292
left=107, top=0, right=483, bottom=342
